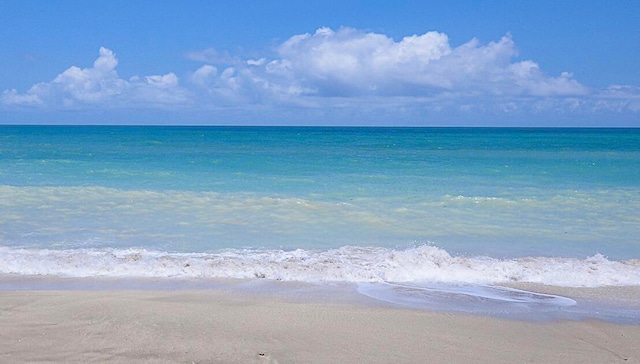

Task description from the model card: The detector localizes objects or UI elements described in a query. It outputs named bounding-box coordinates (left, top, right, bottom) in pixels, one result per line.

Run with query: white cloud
left=265, top=27, right=455, bottom=95
left=191, top=65, right=218, bottom=87
left=247, top=58, right=266, bottom=66
left=2, top=89, right=42, bottom=105
left=245, top=28, right=588, bottom=98
left=2, top=47, right=191, bottom=108
left=600, top=85, right=640, bottom=98
left=46, top=47, right=126, bottom=103
left=2, top=28, right=639, bottom=122
left=592, top=85, right=640, bottom=112
left=179, top=28, right=594, bottom=111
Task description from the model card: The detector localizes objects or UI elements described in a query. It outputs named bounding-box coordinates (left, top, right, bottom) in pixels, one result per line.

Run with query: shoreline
left=2, top=274, right=640, bottom=322
left=1, top=288, right=639, bottom=363
left=0, top=274, right=640, bottom=326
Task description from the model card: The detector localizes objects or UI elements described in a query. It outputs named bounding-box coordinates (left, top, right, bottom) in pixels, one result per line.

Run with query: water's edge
left=2, top=274, right=639, bottom=325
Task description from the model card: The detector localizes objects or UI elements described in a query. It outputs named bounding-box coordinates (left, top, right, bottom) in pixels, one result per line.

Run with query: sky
left=1, top=1, right=639, bottom=126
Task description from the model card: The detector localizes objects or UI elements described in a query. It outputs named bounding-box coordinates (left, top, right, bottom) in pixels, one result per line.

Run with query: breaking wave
left=2, top=245, right=639, bottom=287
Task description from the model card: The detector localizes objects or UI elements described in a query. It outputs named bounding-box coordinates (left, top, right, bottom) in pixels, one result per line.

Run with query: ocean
left=1, top=126, right=639, bottom=319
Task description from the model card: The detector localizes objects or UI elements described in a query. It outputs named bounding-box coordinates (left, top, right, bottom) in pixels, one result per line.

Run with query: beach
left=1, top=127, right=639, bottom=362
left=1, top=286, right=639, bottom=363
left=2, top=0, right=639, bottom=358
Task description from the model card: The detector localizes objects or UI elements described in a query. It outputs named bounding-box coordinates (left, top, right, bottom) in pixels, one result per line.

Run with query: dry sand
left=1, top=289, right=638, bottom=363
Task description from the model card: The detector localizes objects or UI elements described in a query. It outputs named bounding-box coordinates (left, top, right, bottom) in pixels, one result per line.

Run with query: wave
left=1, top=245, right=639, bottom=287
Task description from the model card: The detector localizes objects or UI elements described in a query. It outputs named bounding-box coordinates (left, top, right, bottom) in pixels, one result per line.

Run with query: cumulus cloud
left=2, top=27, right=639, bottom=121
left=2, top=89, right=42, bottom=106
left=191, top=64, right=217, bottom=87
left=183, top=27, right=591, bottom=106
left=251, top=28, right=588, bottom=98
left=2, top=47, right=191, bottom=108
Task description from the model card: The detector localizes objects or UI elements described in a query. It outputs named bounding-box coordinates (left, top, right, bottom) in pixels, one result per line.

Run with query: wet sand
left=1, top=289, right=639, bottom=363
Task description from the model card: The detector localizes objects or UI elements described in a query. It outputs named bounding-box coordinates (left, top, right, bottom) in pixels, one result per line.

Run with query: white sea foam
left=1, top=245, right=639, bottom=287
left=356, top=282, right=578, bottom=315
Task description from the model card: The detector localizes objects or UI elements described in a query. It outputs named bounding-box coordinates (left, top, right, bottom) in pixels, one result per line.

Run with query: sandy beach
left=1, top=288, right=639, bottom=363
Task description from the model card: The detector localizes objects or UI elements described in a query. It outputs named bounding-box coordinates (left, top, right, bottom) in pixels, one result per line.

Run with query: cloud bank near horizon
left=2, top=27, right=639, bottom=122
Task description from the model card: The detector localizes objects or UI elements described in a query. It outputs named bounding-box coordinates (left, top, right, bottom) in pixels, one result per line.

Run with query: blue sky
left=1, top=1, right=638, bottom=126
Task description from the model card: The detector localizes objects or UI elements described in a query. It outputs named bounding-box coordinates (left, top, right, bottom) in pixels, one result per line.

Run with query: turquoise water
left=1, top=126, right=639, bottom=287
